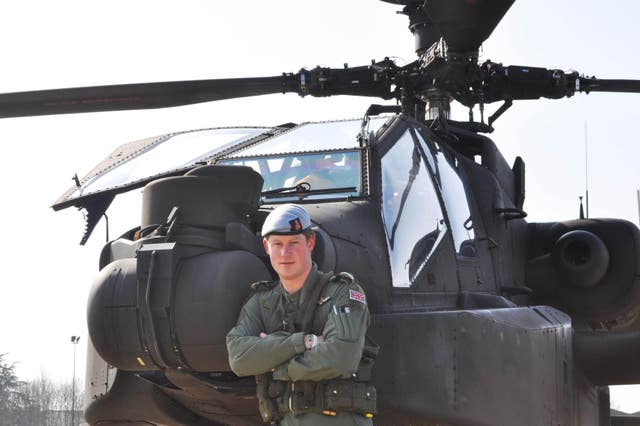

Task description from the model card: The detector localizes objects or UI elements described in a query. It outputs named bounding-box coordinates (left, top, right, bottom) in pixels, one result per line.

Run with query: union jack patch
left=349, top=289, right=367, bottom=305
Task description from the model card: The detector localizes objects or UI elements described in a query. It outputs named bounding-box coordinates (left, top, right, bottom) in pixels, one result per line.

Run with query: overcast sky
left=0, top=0, right=638, bottom=415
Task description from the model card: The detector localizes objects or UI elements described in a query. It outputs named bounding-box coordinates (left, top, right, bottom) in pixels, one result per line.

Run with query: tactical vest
left=253, top=272, right=378, bottom=424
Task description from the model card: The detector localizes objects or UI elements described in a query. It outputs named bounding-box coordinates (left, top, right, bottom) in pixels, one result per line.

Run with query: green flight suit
left=226, top=263, right=373, bottom=425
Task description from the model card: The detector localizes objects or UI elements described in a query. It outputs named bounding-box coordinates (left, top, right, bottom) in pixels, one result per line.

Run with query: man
left=294, top=154, right=337, bottom=190
left=226, top=203, right=376, bottom=425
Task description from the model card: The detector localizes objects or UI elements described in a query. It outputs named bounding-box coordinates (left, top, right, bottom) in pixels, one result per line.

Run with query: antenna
left=584, top=121, right=590, bottom=218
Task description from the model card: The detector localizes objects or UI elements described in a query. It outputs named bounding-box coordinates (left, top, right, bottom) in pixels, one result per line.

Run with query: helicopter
left=1, top=0, right=640, bottom=425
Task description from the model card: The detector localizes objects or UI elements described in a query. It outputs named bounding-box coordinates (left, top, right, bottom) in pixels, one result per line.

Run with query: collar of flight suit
left=277, top=262, right=321, bottom=309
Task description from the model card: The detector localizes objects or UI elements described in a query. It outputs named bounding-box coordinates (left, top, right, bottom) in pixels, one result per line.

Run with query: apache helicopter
left=1, top=0, right=639, bottom=425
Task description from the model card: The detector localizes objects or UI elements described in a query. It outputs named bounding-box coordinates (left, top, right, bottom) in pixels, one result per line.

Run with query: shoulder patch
left=330, top=271, right=355, bottom=285
left=349, top=288, right=367, bottom=305
left=250, top=280, right=277, bottom=292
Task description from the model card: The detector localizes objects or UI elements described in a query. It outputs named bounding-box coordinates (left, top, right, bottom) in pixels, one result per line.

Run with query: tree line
left=0, top=353, right=84, bottom=426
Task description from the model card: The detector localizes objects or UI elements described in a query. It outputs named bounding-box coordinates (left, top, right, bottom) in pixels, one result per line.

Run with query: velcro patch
left=349, top=289, right=367, bottom=305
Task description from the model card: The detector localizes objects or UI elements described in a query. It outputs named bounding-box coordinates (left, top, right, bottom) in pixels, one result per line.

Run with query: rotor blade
left=0, top=76, right=293, bottom=118
left=578, top=78, right=640, bottom=94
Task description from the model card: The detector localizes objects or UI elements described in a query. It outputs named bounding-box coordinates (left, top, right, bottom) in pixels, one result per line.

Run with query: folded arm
left=272, top=284, right=370, bottom=382
left=226, top=294, right=306, bottom=376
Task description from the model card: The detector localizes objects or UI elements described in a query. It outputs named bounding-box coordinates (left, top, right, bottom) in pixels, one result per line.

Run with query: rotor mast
left=416, top=39, right=480, bottom=122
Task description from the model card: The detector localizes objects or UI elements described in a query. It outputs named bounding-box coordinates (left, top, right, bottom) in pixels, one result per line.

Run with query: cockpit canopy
left=53, top=117, right=390, bottom=211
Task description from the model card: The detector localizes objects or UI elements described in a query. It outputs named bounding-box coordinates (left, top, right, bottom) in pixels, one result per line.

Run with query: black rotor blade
left=0, top=76, right=293, bottom=118
left=579, top=78, right=640, bottom=94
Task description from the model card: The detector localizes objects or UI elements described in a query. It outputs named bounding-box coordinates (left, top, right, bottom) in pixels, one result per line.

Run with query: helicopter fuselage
left=77, top=115, right=640, bottom=425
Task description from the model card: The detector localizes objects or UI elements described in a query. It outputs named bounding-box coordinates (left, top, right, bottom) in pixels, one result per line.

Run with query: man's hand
left=260, top=332, right=268, bottom=339
left=303, top=334, right=325, bottom=350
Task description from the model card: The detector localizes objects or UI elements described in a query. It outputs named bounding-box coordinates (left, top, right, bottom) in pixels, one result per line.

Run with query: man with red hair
left=227, top=204, right=376, bottom=425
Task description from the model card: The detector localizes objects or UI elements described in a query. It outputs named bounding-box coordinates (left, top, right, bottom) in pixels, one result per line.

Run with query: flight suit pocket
left=333, top=308, right=357, bottom=342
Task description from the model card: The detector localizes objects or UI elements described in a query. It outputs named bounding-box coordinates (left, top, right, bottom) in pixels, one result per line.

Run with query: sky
left=0, top=0, right=638, bottom=415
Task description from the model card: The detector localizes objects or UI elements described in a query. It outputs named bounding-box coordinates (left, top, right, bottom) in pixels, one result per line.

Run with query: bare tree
left=10, top=371, right=84, bottom=426
left=53, top=379, right=84, bottom=424
left=19, top=374, right=57, bottom=426
left=0, top=355, right=84, bottom=425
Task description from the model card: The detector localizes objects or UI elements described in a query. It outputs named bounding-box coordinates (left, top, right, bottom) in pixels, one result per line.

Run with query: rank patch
left=349, top=289, right=367, bottom=305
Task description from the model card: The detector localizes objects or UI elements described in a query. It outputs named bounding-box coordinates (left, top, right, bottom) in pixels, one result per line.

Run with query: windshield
left=217, top=117, right=391, bottom=201
left=218, top=150, right=362, bottom=201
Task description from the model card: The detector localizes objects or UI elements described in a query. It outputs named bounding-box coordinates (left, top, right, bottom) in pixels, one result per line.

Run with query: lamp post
left=70, top=336, right=80, bottom=426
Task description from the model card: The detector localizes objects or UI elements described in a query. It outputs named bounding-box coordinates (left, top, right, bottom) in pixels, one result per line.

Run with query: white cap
left=261, top=204, right=311, bottom=237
